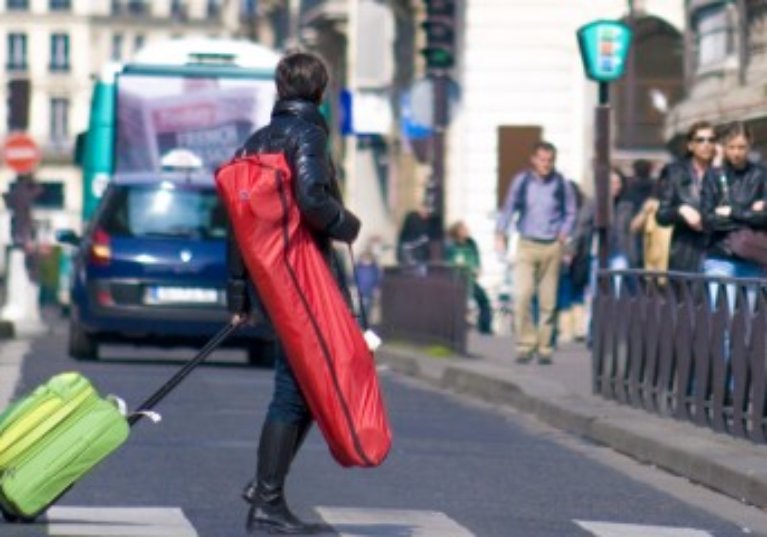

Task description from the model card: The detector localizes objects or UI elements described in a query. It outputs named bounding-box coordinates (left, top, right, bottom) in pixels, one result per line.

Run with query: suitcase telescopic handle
left=128, top=322, right=240, bottom=427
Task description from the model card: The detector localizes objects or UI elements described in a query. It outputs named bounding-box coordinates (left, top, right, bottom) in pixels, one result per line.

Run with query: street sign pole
left=595, top=83, right=611, bottom=270
left=576, top=19, right=633, bottom=270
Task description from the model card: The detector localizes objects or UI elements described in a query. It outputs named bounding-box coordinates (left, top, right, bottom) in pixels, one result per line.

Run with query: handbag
left=725, top=228, right=767, bottom=268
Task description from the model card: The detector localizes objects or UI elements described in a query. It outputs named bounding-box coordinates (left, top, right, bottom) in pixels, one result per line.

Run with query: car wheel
left=68, top=321, right=99, bottom=361
left=247, top=340, right=277, bottom=368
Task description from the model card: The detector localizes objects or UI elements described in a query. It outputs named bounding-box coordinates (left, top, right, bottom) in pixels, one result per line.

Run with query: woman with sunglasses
left=656, top=121, right=717, bottom=273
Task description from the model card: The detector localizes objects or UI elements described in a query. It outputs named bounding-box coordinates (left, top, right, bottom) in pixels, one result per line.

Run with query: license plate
left=146, top=287, right=219, bottom=305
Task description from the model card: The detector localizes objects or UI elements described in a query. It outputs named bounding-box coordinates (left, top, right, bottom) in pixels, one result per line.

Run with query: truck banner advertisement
left=115, top=75, right=274, bottom=173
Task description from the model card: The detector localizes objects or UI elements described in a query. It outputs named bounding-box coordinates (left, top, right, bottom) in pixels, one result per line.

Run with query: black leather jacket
left=226, top=99, right=360, bottom=315
left=701, top=161, right=767, bottom=260
left=655, top=160, right=708, bottom=273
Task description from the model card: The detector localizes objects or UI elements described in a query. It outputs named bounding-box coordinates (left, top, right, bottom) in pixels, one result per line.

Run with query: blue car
left=58, top=173, right=275, bottom=364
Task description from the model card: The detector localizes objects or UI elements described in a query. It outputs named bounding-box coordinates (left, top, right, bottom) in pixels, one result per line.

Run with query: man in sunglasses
left=655, top=121, right=717, bottom=273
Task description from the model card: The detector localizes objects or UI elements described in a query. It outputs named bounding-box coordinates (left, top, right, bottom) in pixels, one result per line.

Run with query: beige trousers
left=514, top=238, right=563, bottom=357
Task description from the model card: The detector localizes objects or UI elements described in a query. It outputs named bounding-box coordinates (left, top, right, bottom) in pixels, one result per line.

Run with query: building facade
left=666, top=1, right=767, bottom=156
left=0, top=0, right=239, bottom=245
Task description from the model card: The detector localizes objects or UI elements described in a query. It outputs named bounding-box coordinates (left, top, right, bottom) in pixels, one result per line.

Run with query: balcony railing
left=111, top=0, right=149, bottom=17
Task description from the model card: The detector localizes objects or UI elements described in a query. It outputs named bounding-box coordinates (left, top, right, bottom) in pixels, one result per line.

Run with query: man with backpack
left=496, top=141, right=576, bottom=364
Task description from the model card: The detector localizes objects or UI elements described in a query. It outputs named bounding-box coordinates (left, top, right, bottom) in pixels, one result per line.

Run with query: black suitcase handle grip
left=128, top=322, right=240, bottom=427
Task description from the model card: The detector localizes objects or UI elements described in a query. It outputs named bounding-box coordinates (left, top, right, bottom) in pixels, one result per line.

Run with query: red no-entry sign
left=2, top=133, right=41, bottom=174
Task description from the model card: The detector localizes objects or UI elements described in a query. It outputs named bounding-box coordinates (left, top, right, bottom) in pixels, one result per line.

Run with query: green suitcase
left=0, top=373, right=129, bottom=520
left=0, top=322, right=237, bottom=523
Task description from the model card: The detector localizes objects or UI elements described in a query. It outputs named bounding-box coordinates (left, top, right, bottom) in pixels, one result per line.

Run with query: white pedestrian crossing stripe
left=46, top=507, right=197, bottom=536
left=576, top=520, right=713, bottom=537
left=316, top=507, right=473, bottom=536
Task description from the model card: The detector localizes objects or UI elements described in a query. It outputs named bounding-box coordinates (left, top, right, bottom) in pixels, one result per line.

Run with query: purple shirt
left=497, top=171, right=577, bottom=241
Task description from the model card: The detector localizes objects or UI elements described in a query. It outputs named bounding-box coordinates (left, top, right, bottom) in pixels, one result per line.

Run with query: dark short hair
left=275, top=51, right=329, bottom=104
left=686, top=120, right=714, bottom=142
left=632, top=159, right=652, bottom=177
left=720, top=121, right=753, bottom=144
left=532, top=141, right=557, bottom=156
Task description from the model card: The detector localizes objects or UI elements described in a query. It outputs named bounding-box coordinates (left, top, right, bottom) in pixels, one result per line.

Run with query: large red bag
left=215, top=153, right=392, bottom=467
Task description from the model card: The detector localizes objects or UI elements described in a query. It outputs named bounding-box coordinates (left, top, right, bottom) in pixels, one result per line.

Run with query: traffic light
left=7, top=78, right=30, bottom=131
left=421, top=0, right=455, bottom=71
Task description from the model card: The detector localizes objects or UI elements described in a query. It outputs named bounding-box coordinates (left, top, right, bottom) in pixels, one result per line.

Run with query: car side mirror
left=56, top=229, right=80, bottom=246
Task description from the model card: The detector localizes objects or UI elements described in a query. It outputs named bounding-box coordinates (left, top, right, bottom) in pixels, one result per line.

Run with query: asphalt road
left=1, top=325, right=764, bottom=536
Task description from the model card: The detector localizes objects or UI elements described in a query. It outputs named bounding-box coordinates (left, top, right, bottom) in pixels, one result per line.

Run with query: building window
left=7, top=33, right=27, bottom=72
left=112, top=34, right=123, bottom=61
left=695, top=5, right=732, bottom=69
left=207, top=0, right=220, bottom=18
left=50, top=98, right=69, bottom=144
left=171, top=0, right=187, bottom=20
left=6, top=0, right=28, bottom=10
left=50, top=33, right=70, bottom=72
left=134, top=34, right=145, bottom=52
left=49, top=0, right=70, bottom=10
left=127, top=0, right=147, bottom=16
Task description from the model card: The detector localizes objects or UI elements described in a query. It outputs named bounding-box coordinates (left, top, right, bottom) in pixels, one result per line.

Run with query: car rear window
left=100, top=185, right=227, bottom=240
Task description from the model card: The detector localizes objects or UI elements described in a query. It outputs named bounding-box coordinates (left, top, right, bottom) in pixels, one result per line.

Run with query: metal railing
left=380, top=264, right=468, bottom=354
left=592, top=269, right=767, bottom=443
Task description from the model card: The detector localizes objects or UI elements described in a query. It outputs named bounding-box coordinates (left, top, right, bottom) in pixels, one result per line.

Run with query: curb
left=379, top=344, right=767, bottom=509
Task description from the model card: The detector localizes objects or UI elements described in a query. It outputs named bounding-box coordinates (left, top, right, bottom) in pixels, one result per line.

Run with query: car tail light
left=96, top=288, right=114, bottom=306
left=89, top=228, right=111, bottom=266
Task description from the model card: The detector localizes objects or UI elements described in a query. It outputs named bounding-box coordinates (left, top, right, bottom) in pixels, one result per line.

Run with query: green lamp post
left=577, top=20, right=633, bottom=270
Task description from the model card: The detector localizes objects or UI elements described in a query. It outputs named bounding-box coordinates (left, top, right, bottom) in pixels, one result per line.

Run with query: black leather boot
left=244, top=420, right=326, bottom=535
left=242, top=420, right=311, bottom=504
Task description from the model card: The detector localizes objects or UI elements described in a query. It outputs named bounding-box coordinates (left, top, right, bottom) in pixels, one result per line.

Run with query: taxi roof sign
left=577, top=20, right=633, bottom=83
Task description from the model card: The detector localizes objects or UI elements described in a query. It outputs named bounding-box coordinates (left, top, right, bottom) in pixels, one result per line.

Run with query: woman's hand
left=753, top=200, right=766, bottom=212
left=231, top=313, right=246, bottom=326
left=679, top=204, right=703, bottom=231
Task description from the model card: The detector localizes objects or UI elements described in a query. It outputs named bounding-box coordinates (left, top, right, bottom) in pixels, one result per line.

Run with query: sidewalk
left=379, top=333, right=767, bottom=509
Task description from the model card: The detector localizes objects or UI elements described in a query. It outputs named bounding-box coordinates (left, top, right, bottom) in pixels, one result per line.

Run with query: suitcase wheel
left=2, top=509, right=36, bottom=524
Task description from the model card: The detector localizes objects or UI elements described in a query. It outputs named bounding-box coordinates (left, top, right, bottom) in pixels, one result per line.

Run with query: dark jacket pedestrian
left=566, top=184, right=594, bottom=294
left=655, top=121, right=717, bottom=273
left=701, top=123, right=767, bottom=283
left=608, top=169, right=635, bottom=268
left=226, top=52, right=358, bottom=535
left=397, top=205, right=438, bottom=264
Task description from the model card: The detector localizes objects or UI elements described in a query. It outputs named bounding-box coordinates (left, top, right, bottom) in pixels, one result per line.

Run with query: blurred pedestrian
left=397, top=202, right=438, bottom=265
left=3, top=174, right=42, bottom=249
left=624, top=159, right=655, bottom=267
left=608, top=168, right=635, bottom=272
left=496, top=141, right=576, bottom=364
left=228, top=51, right=360, bottom=535
left=630, top=182, right=672, bottom=274
left=354, top=247, right=381, bottom=321
left=557, top=181, right=593, bottom=343
left=655, top=121, right=716, bottom=273
left=446, top=220, right=493, bottom=335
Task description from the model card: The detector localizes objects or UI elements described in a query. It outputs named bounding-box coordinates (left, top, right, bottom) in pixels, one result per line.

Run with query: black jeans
left=474, top=283, right=493, bottom=334
left=266, top=343, right=312, bottom=426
